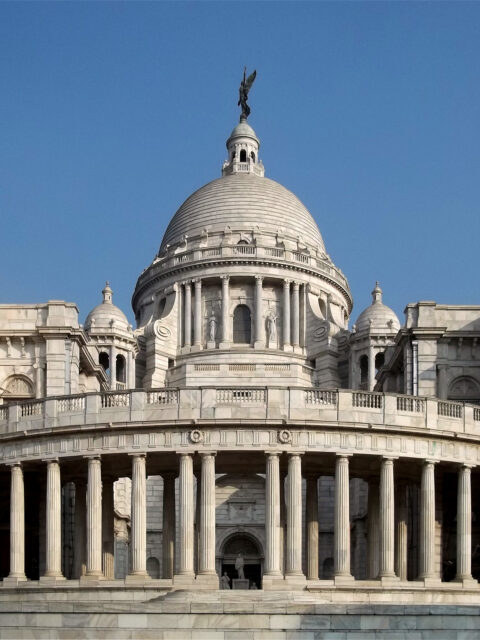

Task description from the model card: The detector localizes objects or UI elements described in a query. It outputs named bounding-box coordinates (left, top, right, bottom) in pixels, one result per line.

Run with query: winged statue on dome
left=238, top=67, right=256, bottom=119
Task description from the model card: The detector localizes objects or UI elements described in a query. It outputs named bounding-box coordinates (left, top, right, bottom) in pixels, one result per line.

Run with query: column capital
left=83, top=455, right=101, bottom=461
left=283, top=279, right=292, bottom=288
left=265, top=450, right=282, bottom=458
left=176, top=451, right=194, bottom=457
left=335, top=453, right=352, bottom=460
left=198, top=450, right=217, bottom=457
left=255, top=275, right=264, bottom=283
left=221, top=275, right=230, bottom=282
left=292, top=281, right=300, bottom=290
left=6, top=461, right=22, bottom=468
left=287, top=451, right=304, bottom=458
left=128, top=452, right=147, bottom=459
left=42, top=457, right=60, bottom=464
left=193, top=278, right=202, bottom=287
left=459, top=463, right=475, bottom=470
left=381, top=456, right=398, bottom=463
left=424, top=459, right=438, bottom=466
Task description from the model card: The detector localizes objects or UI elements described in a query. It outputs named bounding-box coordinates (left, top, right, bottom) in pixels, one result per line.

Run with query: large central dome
left=160, top=173, right=325, bottom=253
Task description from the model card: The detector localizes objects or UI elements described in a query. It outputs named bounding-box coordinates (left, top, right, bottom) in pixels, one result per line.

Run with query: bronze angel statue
left=238, top=67, right=257, bottom=119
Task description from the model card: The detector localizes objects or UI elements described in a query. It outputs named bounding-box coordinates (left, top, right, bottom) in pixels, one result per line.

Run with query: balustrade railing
left=305, top=390, right=337, bottom=406
left=57, top=396, right=86, bottom=413
left=352, top=392, right=383, bottom=409
left=146, top=390, right=178, bottom=405
left=194, top=364, right=220, bottom=371
left=397, top=396, right=425, bottom=413
left=232, top=245, right=256, bottom=256
left=265, top=363, right=290, bottom=372
left=101, top=392, right=130, bottom=408
left=474, top=408, right=480, bottom=421
left=229, top=364, right=256, bottom=371
left=292, top=251, right=309, bottom=264
left=264, top=247, right=285, bottom=258
left=216, top=388, right=266, bottom=404
left=21, top=401, right=43, bottom=417
left=438, top=401, right=463, bottom=419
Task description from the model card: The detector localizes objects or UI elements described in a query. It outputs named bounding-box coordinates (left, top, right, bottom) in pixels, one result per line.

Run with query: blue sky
left=1, top=2, right=479, bottom=325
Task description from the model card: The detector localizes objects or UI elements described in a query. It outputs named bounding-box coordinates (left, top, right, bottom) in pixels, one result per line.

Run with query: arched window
left=375, top=351, right=385, bottom=374
left=240, top=149, right=247, bottom=162
left=116, top=355, right=126, bottom=383
left=448, top=376, right=480, bottom=404
left=2, top=375, right=34, bottom=403
left=359, top=355, right=368, bottom=386
left=233, top=305, right=251, bottom=344
left=99, top=352, right=110, bottom=375
left=250, top=151, right=256, bottom=163
left=146, top=557, right=160, bottom=579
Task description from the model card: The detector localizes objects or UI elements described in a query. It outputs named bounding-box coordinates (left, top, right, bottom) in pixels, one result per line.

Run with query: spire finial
left=238, top=67, right=257, bottom=120
left=372, top=281, right=383, bottom=304
left=102, top=281, right=113, bottom=304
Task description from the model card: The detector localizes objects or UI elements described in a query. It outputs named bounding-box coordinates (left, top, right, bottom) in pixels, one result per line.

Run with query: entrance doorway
left=221, top=534, right=263, bottom=589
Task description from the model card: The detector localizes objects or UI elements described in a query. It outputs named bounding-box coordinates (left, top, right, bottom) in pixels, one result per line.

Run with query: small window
left=375, top=352, right=385, bottom=374
left=240, top=149, right=247, bottom=162
left=250, top=151, right=256, bottom=163
left=359, top=355, right=368, bottom=385
left=99, top=352, right=110, bottom=374
left=116, top=355, right=126, bottom=383
left=233, top=305, right=251, bottom=344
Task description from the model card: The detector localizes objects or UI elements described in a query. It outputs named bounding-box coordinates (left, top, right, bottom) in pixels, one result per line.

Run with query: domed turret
left=85, top=282, right=130, bottom=333
left=355, top=282, right=400, bottom=333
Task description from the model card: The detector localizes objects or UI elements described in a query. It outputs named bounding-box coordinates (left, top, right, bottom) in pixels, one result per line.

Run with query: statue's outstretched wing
left=245, top=70, right=257, bottom=93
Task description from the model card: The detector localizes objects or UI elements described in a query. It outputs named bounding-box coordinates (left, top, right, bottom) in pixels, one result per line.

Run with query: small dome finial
left=102, top=281, right=113, bottom=304
left=372, top=281, right=383, bottom=304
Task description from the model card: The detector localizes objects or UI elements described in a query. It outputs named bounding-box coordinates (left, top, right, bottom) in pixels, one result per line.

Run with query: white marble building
left=0, top=107, right=479, bottom=636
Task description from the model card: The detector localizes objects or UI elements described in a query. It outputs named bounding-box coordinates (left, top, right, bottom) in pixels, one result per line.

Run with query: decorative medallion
left=278, top=429, right=292, bottom=444
left=189, top=429, right=204, bottom=444
left=154, top=321, right=171, bottom=340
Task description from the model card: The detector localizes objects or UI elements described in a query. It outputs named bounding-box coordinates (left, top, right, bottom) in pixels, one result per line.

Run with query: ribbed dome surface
left=159, top=173, right=325, bottom=253
left=356, top=302, right=401, bottom=333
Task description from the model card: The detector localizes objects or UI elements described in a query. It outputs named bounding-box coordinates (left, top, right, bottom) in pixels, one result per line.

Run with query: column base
left=254, top=341, right=265, bottom=349
left=39, top=574, right=66, bottom=584
left=334, top=574, right=355, bottom=585
left=173, top=573, right=196, bottom=588
left=219, top=341, right=231, bottom=349
left=195, top=573, right=219, bottom=589
left=284, top=573, right=307, bottom=590
left=80, top=573, right=104, bottom=585
left=3, top=575, right=27, bottom=586
left=125, top=572, right=150, bottom=584
left=379, top=575, right=400, bottom=585
left=454, top=576, right=479, bottom=587
left=206, top=341, right=216, bottom=350
left=283, top=344, right=293, bottom=353
left=181, top=346, right=192, bottom=355
left=190, top=345, right=203, bottom=352
left=418, top=576, right=442, bottom=587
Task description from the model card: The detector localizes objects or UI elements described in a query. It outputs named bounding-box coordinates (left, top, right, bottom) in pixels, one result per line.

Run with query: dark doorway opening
left=221, top=563, right=262, bottom=589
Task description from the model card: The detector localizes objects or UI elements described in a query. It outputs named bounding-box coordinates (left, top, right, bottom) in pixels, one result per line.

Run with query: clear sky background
left=1, top=2, right=479, bottom=326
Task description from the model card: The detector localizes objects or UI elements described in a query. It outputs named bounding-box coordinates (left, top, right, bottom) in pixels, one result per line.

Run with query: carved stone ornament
left=313, top=323, right=328, bottom=341
left=154, top=321, right=171, bottom=340
left=278, top=429, right=292, bottom=444
left=189, top=429, right=204, bottom=444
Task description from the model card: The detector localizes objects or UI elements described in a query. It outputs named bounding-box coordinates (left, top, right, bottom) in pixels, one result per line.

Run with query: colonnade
left=4, top=454, right=477, bottom=587
left=181, top=277, right=302, bottom=349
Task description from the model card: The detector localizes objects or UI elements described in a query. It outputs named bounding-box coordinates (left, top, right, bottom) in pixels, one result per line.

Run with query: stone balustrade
left=1, top=389, right=480, bottom=440
left=138, top=243, right=349, bottom=290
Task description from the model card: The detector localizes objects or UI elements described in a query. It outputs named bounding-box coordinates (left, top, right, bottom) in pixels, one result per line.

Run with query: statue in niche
left=267, top=313, right=277, bottom=343
left=208, top=312, right=217, bottom=342
left=220, top=572, right=231, bottom=589
left=235, top=553, right=245, bottom=579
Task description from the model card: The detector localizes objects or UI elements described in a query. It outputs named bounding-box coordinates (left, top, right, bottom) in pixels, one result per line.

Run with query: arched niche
left=233, top=304, right=252, bottom=344
left=448, top=376, right=480, bottom=404
left=2, top=375, right=34, bottom=402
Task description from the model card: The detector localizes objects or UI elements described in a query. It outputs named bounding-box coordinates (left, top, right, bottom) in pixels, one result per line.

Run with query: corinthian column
left=418, top=460, right=437, bottom=581
left=306, top=475, right=319, bottom=580
left=264, top=453, right=281, bottom=576
left=395, top=482, right=408, bottom=581
left=102, top=477, right=115, bottom=579
left=129, top=454, right=147, bottom=577
left=184, top=282, right=192, bottom=347
left=379, top=457, right=396, bottom=579
left=283, top=280, right=291, bottom=349
left=292, top=282, right=300, bottom=348
left=193, top=279, right=202, bottom=347
left=85, top=457, right=102, bottom=578
left=162, top=473, right=176, bottom=579
left=7, top=463, right=26, bottom=582
left=456, top=465, right=475, bottom=583
left=74, top=480, right=87, bottom=578
left=367, top=479, right=379, bottom=579
left=220, top=275, right=230, bottom=347
left=177, top=453, right=194, bottom=578
left=286, top=454, right=304, bottom=577
left=334, top=454, right=352, bottom=580
left=254, top=276, right=264, bottom=348
left=198, top=453, right=216, bottom=578
left=43, top=459, right=64, bottom=579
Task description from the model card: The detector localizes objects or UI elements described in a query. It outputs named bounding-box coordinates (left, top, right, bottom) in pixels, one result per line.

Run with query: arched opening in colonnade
left=220, top=533, right=263, bottom=589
